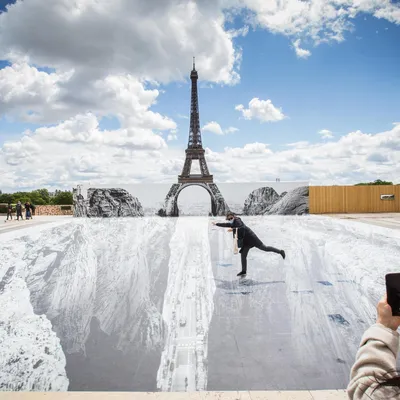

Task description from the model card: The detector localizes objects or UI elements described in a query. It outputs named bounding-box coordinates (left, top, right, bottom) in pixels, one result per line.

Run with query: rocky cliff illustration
left=73, top=188, right=144, bottom=218
left=73, top=183, right=309, bottom=217
left=1, top=218, right=174, bottom=391
left=243, top=186, right=309, bottom=215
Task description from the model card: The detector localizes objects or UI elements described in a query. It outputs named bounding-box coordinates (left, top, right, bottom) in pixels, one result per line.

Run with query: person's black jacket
left=16, top=203, right=22, bottom=212
left=216, top=217, right=262, bottom=248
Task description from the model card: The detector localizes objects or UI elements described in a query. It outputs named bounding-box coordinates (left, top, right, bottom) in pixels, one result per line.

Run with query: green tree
left=0, top=193, right=12, bottom=203
left=51, top=191, right=73, bottom=205
left=355, top=179, right=393, bottom=186
left=29, top=189, right=48, bottom=205
left=35, top=189, right=51, bottom=204
left=0, top=188, right=72, bottom=205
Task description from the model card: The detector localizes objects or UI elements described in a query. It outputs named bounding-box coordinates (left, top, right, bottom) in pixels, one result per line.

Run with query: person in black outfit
left=25, top=202, right=32, bottom=220
left=16, top=201, right=23, bottom=220
left=212, top=212, right=285, bottom=276
left=6, top=202, right=13, bottom=221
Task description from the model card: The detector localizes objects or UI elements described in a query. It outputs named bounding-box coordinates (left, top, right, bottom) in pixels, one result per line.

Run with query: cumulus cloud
left=292, top=39, right=311, bottom=59
left=0, top=63, right=178, bottom=129
left=0, top=63, right=71, bottom=122
left=0, top=0, right=240, bottom=85
left=318, top=129, right=334, bottom=139
left=203, top=121, right=239, bottom=135
left=243, top=0, right=400, bottom=48
left=0, top=135, right=41, bottom=166
left=235, top=98, right=286, bottom=122
left=1, top=121, right=399, bottom=189
left=0, top=0, right=399, bottom=190
left=224, top=142, right=273, bottom=158
left=0, top=112, right=167, bottom=174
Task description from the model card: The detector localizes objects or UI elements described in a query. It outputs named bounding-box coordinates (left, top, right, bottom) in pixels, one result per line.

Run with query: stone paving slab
left=0, top=391, right=348, bottom=399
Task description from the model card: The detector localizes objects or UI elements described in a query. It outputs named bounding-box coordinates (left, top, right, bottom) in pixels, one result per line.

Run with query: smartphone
left=386, top=273, right=400, bottom=316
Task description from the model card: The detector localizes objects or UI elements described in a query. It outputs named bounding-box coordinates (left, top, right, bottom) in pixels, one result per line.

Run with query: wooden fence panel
left=309, top=185, right=400, bottom=214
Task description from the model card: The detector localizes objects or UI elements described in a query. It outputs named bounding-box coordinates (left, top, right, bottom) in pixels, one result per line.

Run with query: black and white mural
left=73, top=182, right=310, bottom=217
left=1, top=214, right=399, bottom=392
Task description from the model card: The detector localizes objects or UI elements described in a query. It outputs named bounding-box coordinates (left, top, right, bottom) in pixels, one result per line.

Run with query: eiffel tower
left=159, top=58, right=230, bottom=217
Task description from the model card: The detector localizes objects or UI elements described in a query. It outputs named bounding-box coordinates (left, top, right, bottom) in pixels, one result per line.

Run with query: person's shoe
left=280, top=250, right=286, bottom=259
left=237, top=271, right=247, bottom=277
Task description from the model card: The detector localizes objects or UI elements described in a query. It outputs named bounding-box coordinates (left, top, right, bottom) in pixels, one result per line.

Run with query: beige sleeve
left=347, top=323, right=399, bottom=399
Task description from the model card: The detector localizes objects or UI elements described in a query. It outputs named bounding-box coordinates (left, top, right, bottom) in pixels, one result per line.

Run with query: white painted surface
left=1, top=215, right=398, bottom=392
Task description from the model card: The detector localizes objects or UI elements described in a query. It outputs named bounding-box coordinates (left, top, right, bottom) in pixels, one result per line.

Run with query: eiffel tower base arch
left=158, top=182, right=230, bottom=217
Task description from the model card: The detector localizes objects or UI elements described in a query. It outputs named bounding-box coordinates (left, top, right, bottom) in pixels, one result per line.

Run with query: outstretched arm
left=214, top=222, right=232, bottom=228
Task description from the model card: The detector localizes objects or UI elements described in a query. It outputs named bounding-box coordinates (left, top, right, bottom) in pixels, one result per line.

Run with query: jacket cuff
left=361, top=323, right=399, bottom=356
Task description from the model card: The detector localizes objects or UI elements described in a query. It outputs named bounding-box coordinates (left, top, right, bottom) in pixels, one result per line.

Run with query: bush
left=0, top=205, right=14, bottom=213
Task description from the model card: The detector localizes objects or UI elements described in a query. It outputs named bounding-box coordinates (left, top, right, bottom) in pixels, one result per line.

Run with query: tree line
left=0, top=189, right=73, bottom=206
left=354, top=179, right=394, bottom=186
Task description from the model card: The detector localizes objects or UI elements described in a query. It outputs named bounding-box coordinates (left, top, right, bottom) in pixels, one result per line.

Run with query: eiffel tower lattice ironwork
left=159, top=58, right=230, bottom=217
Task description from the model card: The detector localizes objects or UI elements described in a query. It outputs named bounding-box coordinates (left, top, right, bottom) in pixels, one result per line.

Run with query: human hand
left=227, top=228, right=233, bottom=232
left=211, top=222, right=216, bottom=225
left=377, top=294, right=400, bottom=331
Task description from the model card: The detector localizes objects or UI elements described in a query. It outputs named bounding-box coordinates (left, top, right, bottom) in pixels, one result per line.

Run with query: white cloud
left=0, top=135, right=41, bottom=166
left=286, top=141, right=310, bottom=148
left=167, top=130, right=178, bottom=141
left=0, top=0, right=399, bottom=190
left=0, top=63, right=71, bottom=122
left=1, top=113, right=167, bottom=173
left=202, top=121, right=239, bottom=135
left=225, top=127, right=239, bottom=134
left=318, top=129, right=334, bottom=139
left=224, top=142, right=273, bottom=158
left=0, top=63, right=178, bottom=130
left=203, top=121, right=224, bottom=135
left=1, top=121, right=399, bottom=189
left=292, top=39, right=311, bottom=59
left=0, top=0, right=240, bottom=85
left=34, top=114, right=102, bottom=144
left=235, top=98, right=286, bottom=122
left=242, top=0, right=400, bottom=49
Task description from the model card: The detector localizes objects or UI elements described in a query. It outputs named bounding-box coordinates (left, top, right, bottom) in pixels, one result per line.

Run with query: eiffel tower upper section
left=178, top=58, right=213, bottom=184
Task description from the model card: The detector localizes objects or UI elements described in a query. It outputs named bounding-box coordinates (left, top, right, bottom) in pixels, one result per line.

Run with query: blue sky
left=0, top=0, right=399, bottom=190
left=155, top=14, right=400, bottom=152
left=3, top=11, right=398, bottom=151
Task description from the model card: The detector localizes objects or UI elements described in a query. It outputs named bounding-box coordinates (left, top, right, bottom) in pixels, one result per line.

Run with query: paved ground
left=1, top=213, right=398, bottom=236
left=0, top=390, right=347, bottom=399
left=325, top=212, right=400, bottom=230
left=0, top=215, right=72, bottom=234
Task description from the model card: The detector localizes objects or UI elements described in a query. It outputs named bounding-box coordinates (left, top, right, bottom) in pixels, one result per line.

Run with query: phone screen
left=386, top=273, right=400, bottom=317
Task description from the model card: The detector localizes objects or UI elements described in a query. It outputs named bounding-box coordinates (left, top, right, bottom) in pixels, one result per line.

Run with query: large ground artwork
left=1, top=215, right=398, bottom=391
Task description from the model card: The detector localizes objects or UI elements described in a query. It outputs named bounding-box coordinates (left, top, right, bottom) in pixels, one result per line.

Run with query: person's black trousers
left=240, top=243, right=281, bottom=273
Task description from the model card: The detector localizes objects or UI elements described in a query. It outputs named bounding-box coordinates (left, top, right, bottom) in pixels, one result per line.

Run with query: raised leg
left=257, top=243, right=285, bottom=259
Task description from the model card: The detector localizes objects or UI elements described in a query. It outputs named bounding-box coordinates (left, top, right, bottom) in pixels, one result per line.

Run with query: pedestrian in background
left=16, top=201, right=23, bottom=221
left=6, top=202, right=13, bottom=221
